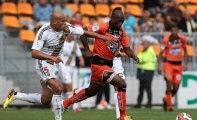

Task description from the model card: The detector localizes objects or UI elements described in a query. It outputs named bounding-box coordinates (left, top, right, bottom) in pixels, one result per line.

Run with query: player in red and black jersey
left=63, top=7, right=139, bottom=120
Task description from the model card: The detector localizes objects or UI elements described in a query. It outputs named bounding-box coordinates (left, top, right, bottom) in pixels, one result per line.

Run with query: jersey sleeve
left=120, top=28, right=130, bottom=47
left=87, top=24, right=103, bottom=33
left=31, top=27, right=47, bottom=50
left=160, top=36, right=168, bottom=53
left=66, top=23, right=84, bottom=35
left=180, top=35, right=187, bottom=48
left=76, top=44, right=82, bottom=57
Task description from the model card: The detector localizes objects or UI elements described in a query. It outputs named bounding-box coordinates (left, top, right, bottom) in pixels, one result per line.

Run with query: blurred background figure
left=59, top=35, right=85, bottom=112
left=54, top=0, right=73, bottom=22
left=135, top=35, right=158, bottom=108
left=95, top=84, right=111, bottom=110
left=33, top=0, right=53, bottom=28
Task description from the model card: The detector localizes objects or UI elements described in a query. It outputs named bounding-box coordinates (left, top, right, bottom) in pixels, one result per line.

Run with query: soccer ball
left=176, top=113, right=192, bottom=120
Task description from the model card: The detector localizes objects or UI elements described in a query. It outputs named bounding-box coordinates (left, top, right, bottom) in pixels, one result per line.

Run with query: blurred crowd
left=1, top=0, right=197, bottom=34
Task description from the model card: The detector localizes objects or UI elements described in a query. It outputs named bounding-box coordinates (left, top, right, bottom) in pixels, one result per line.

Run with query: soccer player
left=2, top=12, right=116, bottom=120
left=62, top=7, right=139, bottom=120
left=157, top=25, right=188, bottom=111
left=58, top=35, right=84, bottom=112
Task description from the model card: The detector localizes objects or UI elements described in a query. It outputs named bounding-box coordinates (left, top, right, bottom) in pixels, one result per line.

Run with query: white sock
left=114, top=92, right=120, bottom=119
left=66, top=91, right=79, bottom=111
left=52, top=95, right=63, bottom=120
left=14, top=92, right=41, bottom=104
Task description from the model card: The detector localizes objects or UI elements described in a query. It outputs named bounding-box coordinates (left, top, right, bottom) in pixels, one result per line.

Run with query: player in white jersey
left=113, top=52, right=126, bottom=120
left=2, top=12, right=116, bottom=120
left=59, top=35, right=84, bottom=112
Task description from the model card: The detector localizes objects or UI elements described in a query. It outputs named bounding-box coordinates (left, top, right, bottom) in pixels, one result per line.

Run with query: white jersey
left=59, top=41, right=82, bottom=67
left=32, top=23, right=84, bottom=81
left=113, top=57, right=125, bottom=79
left=32, top=22, right=84, bottom=64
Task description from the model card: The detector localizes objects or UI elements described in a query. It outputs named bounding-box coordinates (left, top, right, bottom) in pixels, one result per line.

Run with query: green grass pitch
left=0, top=108, right=196, bottom=120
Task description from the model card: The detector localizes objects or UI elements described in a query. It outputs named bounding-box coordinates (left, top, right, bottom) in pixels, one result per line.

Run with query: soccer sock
left=52, top=95, right=63, bottom=120
left=66, top=91, right=79, bottom=111
left=114, top=92, right=120, bottom=119
left=117, top=91, right=126, bottom=120
left=63, top=89, right=88, bottom=109
left=166, top=93, right=172, bottom=109
left=14, top=92, right=41, bottom=104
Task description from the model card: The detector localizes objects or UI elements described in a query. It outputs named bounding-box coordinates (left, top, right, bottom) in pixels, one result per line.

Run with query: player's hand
left=105, top=37, right=117, bottom=46
left=183, top=64, right=188, bottom=71
left=85, top=50, right=93, bottom=60
left=134, top=56, right=139, bottom=64
left=79, top=60, right=85, bottom=67
left=157, top=66, right=162, bottom=74
left=51, top=57, right=63, bottom=64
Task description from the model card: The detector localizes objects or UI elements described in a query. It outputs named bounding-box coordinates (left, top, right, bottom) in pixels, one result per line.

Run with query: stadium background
left=0, top=0, right=197, bottom=120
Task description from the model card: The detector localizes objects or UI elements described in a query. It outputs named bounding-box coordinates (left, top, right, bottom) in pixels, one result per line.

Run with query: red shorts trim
left=91, top=64, right=114, bottom=84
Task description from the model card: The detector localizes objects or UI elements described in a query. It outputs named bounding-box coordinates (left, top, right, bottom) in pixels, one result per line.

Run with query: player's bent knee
left=171, top=89, right=178, bottom=96
left=85, top=88, right=96, bottom=97
left=117, top=81, right=127, bottom=91
left=41, top=99, right=51, bottom=105
left=53, top=86, right=62, bottom=94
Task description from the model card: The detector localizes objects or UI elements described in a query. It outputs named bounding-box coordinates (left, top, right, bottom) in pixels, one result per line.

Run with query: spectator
left=166, top=1, right=182, bottom=24
left=70, top=12, right=83, bottom=27
left=135, top=35, right=158, bottom=108
left=54, top=0, right=73, bottom=21
left=153, top=12, right=165, bottom=32
left=138, top=10, right=153, bottom=32
left=164, top=14, right=175, bottom=31
left=33, top=0, right=53, bottom=27
left=143, top=0, right=161, bottom=16
left=123, top=7, right=140, bottom=34
left=178, top=10, right=197, bottom=34
left=50, top=0, right=60, bottom=7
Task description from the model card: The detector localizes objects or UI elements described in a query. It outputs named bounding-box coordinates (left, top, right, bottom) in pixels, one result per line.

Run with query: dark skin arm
left=32, top=50, right=62, bottom=64
left=183, top=47, right=188, bottom=71
left=123, top=46, right=139, bottom=64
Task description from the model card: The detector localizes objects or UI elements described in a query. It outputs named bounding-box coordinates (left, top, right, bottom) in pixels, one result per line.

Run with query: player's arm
left=123, top=47, right=139, bottom=64
left=31, top=28, right=62, bottom=63
left=182, top=36, right=188, bottom=71
left=157, top=41, right=165, bottom=74
left=32, top=50, right=62, bottom=64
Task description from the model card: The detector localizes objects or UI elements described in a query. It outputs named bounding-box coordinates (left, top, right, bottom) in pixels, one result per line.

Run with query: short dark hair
left=170, top=24, right=177, bottom=29
left=112, top=7, right=122, bottom=15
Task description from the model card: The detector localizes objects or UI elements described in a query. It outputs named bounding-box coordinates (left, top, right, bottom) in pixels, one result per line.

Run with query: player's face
left=56, top=16, right=66, bottom=31
left=171, top=27, right=178, bottom=37
left=110, top=17, right=124, bottom=30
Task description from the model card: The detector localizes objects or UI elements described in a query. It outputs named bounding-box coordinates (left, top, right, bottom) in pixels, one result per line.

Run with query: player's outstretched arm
left=32, top=50, right=62, bottom=63
left=123, top=46, right=139, bottom=64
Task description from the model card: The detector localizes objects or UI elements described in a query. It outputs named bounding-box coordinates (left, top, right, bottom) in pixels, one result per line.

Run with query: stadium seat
left=176, top=0, right=187, bottom=4
left=19, top=30, right=35, bottom=42
left=126, top=5, right=142, bottom=16
left=127, top=0, right=144, bottom=4
left=80, top=4, right=95, bottom=16
left=178, top=5, right=186, bottom=12
left=82, top=17, right=90, bottom=26
left=2, top=2, right=17, bottom=15
left=67, top=4, right=79, bottom=13
left=118, top=0, right=128, bottom=3
left=95, top=4, right=110, bottom=16
left=187, top=5, right=197, bottom=15
left=186, top=45, right=193, bottom=56
left=110, top=4, right=125, bottom=12
left=2, top=15, right=20, bottom=28
left=18, top=16, right=34, bottom=27
left=17, top=2, right=33, bottom=15
left=98, top=17, right=104, bottom=25
left=187, top=0, right=197, bottom=4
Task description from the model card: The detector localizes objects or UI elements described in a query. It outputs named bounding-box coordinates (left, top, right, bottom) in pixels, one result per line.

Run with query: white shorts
left=35, top=60, right=58, bottom=82
left=58, top=63, right=74, bottom=84
left=113, top=57, right=125, bottom=79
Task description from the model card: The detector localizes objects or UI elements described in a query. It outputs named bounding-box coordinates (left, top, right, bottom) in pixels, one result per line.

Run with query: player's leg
left=63, top=80, right=103, bottom=109
left=171, top=66, right=182, bottom=97
left=136, top=80, right=145, bottom=108
left=114, top=86, right=120, bottom=120
left=145, top=80, right=152, bottom=108
left=110, top=75, right=131, bottom=120
left=47, top=78, right=64, bottom=120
